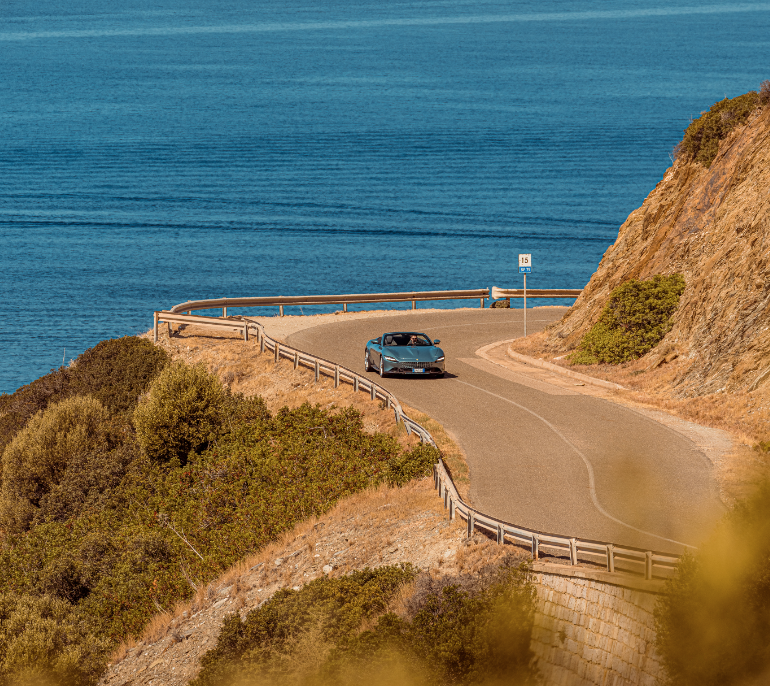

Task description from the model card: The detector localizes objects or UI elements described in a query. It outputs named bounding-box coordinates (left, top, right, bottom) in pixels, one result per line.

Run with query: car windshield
left=383, top=334, right=432, bottom=347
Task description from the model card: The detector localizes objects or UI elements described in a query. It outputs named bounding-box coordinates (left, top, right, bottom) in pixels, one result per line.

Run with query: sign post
left=519, top=254, right=532, bottom=336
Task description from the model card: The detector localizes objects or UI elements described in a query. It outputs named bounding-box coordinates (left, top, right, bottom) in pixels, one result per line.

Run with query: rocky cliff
left=542, top=102, right=770, bottom=397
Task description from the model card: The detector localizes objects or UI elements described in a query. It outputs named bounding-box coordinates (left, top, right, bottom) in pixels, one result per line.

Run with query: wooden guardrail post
left=314, top=360, right=319, bottom=382
left=243, top=323, right=249, bottom=342
left=279, top=305, right=284, bottom=317
left=354, top=376, right=359, bottom=392
left=497, top=524, right=504, bottom=545
left=480, top=297, right=485, bottom=308
left=570, top=538, right=578, bottom=565
left=334, top=366, right=339, bottom=388
left=153, top=312, right=159, bottom=343
left=449, top=497, right=455, bottom=521
left=294, top=352, right=299, bottom=370
left=532, top=534, right=540, bottom=560
left=343, top=303, right=347, bottom=312
left=606, top=544, right=615, bottom=573
left=370, top=383, right=376, bottom=400
left=411, top=299, right=416, bottom=310
left=645, top=551, right=653, bottom=580
left=167, top=321, right=172, bottom=338
left=467, top=512, right=475, bottom=538
left=274, top=342, right=279, bottom=363
left=260, top=332, right=265, bottom=353
left=223, top=306, right=227, bottom=317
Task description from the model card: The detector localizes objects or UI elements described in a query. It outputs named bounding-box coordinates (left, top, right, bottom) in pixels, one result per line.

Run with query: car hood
left=382, top=346, right=443, bottom=362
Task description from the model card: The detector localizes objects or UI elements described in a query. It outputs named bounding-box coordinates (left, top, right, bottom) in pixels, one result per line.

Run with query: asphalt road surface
left=287, top=308, right=724, bottom=553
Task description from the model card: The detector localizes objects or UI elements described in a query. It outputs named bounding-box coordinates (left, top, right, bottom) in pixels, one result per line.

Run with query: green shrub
left=0, top=593, right=108, bottom=686
left=570, top=274, right=685, bottom=365
left=194, top=565, right=417, bottom=686
left=193, top=558, right=537, bottom=686
left=679, top=91, right=760, bottom=167
left=490, top=299, right=510, bottom=309
left=655, top=481, right=770, bottom=686
left=67, top=337, right=169, bottom=415
left=0, top=395, right=438, bottom=645
left=0, top=396, right=110, bottom=534
left=0, top=337, right=168, bottom=459
left=133, top=362, right=233, bottom=465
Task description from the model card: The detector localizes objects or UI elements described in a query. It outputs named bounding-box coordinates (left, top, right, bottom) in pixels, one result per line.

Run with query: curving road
left=286, top=308, right=724, bottom=554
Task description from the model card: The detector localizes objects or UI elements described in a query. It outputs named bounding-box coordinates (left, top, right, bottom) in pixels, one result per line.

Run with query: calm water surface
left=1, top=0, right=768, bottom=392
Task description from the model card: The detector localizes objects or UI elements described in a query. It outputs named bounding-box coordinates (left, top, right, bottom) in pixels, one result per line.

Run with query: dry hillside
left=531, top=103, right=770, bottom=398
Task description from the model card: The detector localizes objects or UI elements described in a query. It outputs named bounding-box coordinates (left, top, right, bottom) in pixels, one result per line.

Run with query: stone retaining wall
left=531, top=563, right=667, bottom=686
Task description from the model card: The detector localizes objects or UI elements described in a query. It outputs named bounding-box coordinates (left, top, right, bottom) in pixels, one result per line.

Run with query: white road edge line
left=455, top=378, right=696, bottom=550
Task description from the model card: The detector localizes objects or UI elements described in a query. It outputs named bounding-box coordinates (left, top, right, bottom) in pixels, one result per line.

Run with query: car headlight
left=384, top=356, right=398, bottom=362
left=436, top=356, right=445, bottom=362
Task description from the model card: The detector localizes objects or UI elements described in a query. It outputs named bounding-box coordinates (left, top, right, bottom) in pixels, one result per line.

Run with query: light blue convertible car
left=364, top=332, right=446, bottom=377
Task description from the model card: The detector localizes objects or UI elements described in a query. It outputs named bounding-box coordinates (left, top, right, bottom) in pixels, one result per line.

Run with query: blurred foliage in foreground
left=655, top=481, right=770, bottom=686
left=193, top=558, right=538, bottom=686
left=0, top=337, right=438, bottom=685
left=570, top=274, right=685, bottom=365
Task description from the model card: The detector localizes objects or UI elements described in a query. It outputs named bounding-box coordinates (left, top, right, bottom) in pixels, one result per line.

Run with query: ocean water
left=1, top=0, right=768, bottom=393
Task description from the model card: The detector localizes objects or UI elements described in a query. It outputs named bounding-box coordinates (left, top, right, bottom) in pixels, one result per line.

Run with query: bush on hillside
left=0, top=337, right=168, bottom=459
left=34, top=438, right=139, bottom=525
left=193, top=557, right=537, bottom=686
left=490, top=299, right=510, bottom=309
left=570, top=274, right=685, bottom=365
left=0, top=395, right=438, bottom=644
left=67, top=337, right=169, bottom=414
left=655, top=481, right=770, bottom=686
left=678, top=90, right=760, bottom=167
left=0, top=593, right=108, bottom=686
left=133, top=362, right=235, bottom=465
left=0, top=396, right=110, bottom=535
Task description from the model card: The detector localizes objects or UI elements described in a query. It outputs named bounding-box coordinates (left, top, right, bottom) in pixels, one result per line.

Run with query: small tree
left=133, top=362, right=231, bottom=465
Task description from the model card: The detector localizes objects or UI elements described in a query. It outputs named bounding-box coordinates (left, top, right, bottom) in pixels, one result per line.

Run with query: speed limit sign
left=519, top=254, right=531, bottom=273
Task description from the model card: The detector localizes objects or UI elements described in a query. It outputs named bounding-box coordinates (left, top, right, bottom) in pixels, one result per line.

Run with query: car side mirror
left=433, top=339, right=440, bottom=344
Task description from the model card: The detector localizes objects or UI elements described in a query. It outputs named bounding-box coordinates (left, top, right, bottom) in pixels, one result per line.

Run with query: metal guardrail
left=155, top=294, right=681, bottom=581
left=169, top=289, right=491, bottom=317
left=434, top=460, right=679, bottom=580
left=490, top=286, right=583, bottom=299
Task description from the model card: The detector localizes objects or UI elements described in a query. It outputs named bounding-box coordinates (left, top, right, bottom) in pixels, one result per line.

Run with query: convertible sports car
left=364, top=332, right=445, bottom=377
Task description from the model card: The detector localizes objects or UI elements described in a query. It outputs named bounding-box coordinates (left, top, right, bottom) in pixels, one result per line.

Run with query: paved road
left=286, top=308, right=724, bottom=553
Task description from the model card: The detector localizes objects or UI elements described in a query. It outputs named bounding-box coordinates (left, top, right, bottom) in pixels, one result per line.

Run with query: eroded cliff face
left=543, top=106, right=770, bottom=397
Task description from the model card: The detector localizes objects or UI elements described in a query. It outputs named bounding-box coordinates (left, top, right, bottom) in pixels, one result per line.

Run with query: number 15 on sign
left=519, top=254, right=531, bottom=336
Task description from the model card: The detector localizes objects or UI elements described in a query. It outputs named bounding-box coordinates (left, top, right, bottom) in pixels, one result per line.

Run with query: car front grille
left=397, top=361, right=432, bottom=369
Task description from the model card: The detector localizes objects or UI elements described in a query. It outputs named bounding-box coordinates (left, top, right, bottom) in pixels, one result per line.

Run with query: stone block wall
left=531, top=563, right=666, bottom=686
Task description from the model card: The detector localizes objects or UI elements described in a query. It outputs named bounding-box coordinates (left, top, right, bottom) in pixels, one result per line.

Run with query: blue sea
left=1, top=0, right=768, bottom=393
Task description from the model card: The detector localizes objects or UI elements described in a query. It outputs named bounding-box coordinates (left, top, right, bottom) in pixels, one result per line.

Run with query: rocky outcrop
left=543, top=105, right=770, bottom=397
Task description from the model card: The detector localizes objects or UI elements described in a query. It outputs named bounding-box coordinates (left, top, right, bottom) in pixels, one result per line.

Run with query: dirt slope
left=539, top=105, right=770, bottom=397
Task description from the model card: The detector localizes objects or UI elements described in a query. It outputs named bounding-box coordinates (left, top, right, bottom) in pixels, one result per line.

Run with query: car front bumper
left=382, top=359, right=445, bottom=375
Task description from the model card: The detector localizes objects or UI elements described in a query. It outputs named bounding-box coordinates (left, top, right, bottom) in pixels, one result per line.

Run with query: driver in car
left=408, top=335, right=419, bottom=346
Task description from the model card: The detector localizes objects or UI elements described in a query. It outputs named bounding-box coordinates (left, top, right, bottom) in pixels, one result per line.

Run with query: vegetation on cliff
left=655, top=481, right=770, bottom=686
left=569, top=274, right=685, bottom=365
left=677, top=86, right=767, bottom=167
left=193, top=557, right=537, bottom=686
left=0, top=337, right=439, bottom=684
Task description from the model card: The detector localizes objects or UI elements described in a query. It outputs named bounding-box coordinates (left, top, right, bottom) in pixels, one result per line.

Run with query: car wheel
left=379, top=356, right=386, bottom=378
left=365, top=350, right=372, bottom=372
